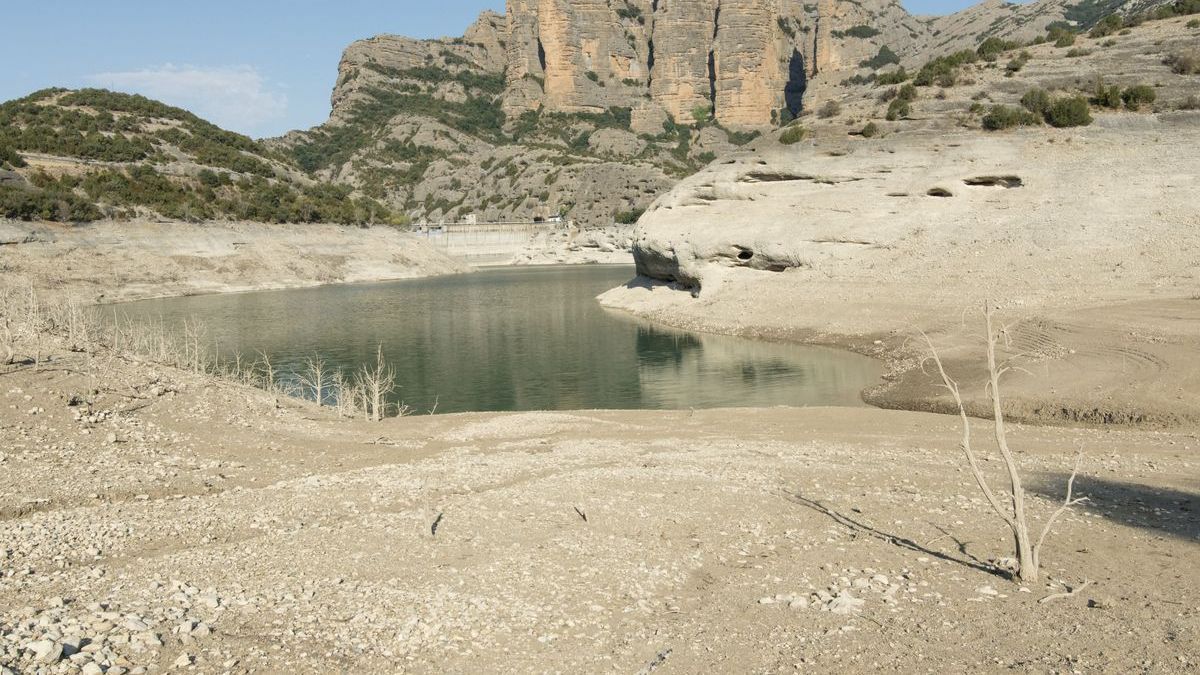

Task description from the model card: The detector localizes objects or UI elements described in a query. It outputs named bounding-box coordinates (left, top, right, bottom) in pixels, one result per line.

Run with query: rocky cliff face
left=276, top=0, right=1184, bottom=228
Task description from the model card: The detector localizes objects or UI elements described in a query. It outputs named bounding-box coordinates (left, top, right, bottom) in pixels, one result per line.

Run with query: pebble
left=30, top=639, right=63, bottom=663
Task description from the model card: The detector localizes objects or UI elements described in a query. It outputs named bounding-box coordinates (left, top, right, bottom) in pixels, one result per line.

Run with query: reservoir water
left=117, top=265, right=881, bottom=414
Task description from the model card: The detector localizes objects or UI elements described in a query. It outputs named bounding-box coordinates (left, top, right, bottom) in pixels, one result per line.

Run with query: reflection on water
left=116, top=266, right=881, bottom=414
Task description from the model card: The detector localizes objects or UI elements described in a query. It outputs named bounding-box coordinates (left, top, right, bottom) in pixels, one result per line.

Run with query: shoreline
left=0, top=335, right=1195, bottom=672
left=599, top=279, right=1200, bottom=431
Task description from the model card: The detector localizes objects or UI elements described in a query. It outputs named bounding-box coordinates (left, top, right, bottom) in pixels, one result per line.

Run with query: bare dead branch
left=919, top=329, right=1014, bottom=529
left=1033, top=447, right=1089, bottom=571
left=1039, top=578, right=1094, bottom=604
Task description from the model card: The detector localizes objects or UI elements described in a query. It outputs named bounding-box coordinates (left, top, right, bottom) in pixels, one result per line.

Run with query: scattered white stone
left=976, top=585, right=1000, bottom=596
left=827, top=592, right=865, bottom=615
left=30, top=639, right=63, bottom=664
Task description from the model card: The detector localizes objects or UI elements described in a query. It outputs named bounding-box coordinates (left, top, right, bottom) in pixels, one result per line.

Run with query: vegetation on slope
left=0, top=89, right=401, bottom=224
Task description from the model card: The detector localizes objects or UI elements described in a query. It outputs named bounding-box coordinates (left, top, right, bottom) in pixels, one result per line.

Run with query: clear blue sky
left=1, top=0, right=979, bottom=138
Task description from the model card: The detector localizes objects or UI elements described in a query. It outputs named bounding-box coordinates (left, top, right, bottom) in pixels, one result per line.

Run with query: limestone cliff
left=275, top=0, right=1185, bottom=228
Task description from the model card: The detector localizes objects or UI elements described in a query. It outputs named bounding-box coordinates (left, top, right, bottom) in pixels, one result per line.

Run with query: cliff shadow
left=785, top=49, right=807, bottom=117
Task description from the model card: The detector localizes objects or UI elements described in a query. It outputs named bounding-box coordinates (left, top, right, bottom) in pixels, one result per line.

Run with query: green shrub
left=968, top=102, right=985, bottom=115
left=840, top=25, right=881, bottom=39
left=725, top=128, right=761, bottom=146
left=585, top=71, right=600, bottom=83
left=1046, top=23, right=1077, bottom=47
left=614, top=208, right=645, bottom=224
left=691, top=105, right=713, bottom=124
left=977, top=37, right=1019, bottom=61
left=616, top=3, right=644, bottom=23
left=886, top=98, right=910, bottom=121
left=0, top=144, right=25, bottom=169
left=0, top=184, right=101, bottom=222
left=860, top=45, right=900, bottom=70
left=779, top=125, right=808, bottom=145
left=1188, top=18, right=1200, bottom=27
left=1045, top=96, right=1093, bottom=127
left=860, top=122, right=880, bottom=137
left=897, top=83, right=918, bottom=102
left=1089, top=14, right=1124, bottom=38
left=1091, top=80, right=1124, bottom=108
left=1150, top=0, right=1200, bottom=19
left=1121, top=84, right=1157, bottom=109
left=982, top=105, right=1040, bottom=130
left=1006, top=52, right=1031, bottom=73
left=1066, top=47, right=1093, bottom=57
left=1020, top=88, right=1052, bottom=116
left=914, top=50, right=976, bottom=86
left=876, top=67, right=909, bottom=85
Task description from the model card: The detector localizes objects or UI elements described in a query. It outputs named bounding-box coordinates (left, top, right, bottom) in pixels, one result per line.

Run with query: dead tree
left=355, top=345, right=396, bottom=422
left=297, top=355, right=329, bottom=406
left=923, top=301, right=1087, bottom=584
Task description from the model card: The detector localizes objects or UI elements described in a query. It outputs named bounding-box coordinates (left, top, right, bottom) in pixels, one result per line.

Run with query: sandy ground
left=0, top=220, right=470, bottom=304
left=1, top=340, right=1197, bottom=673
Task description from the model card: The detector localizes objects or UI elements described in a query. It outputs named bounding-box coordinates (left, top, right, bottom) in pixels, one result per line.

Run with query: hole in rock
left=737, top=249, right=755, bottom=261
left=964, top=175, right=1023, bottom=188
left=741, top=171, right=814, bottom=183
left=926, top=187, right=954, bottom=197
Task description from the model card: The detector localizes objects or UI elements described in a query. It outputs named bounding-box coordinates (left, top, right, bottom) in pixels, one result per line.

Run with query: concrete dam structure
left=414, top=221, right=564, bottom=265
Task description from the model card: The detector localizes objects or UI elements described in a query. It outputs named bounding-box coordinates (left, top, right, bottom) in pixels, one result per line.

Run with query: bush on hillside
left=779, top=125, right=808, bottom=145
left=0, top=143, right=25, bottom=170
left=1089, top=14, right=1125, bottom=38
left=977, top=37, right=1020, bottom=61
left=1046, top=24, right=1077, bottom=48
left=859, top=45, right=900, bottom=70
left=1020, top=88, right=1052, bottom=116
left=1121, top=84, right=1157, bottom=109
left=818, top=100, right=842, bottom=118
left=876, top=67, right=909, bottom=85
left=1045, top=96, right=1093, bottom=127
left=1091, top=80, right=1124, bottom=108
left=614, top=208, right=645, bottom=225
left=839, top=25, right=881, bottom=39
left=981, top=105, right=1040, bottom=130
left=860, top=122, right=881, bottom=138
left=1006, top=51, right=1032, bottom=73
left=0, top=184, right=101, bottom=222
left=886, top=98, right=911, bottom=121
left=913, top=50, right=977, bottom=87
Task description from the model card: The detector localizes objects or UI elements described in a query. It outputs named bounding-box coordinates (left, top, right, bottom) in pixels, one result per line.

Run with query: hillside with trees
left=0, top=89, right=400, bottom=225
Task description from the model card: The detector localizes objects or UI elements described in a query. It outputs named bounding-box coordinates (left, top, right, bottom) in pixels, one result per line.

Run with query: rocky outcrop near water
left=602, top=14, right=1200, bottom=428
